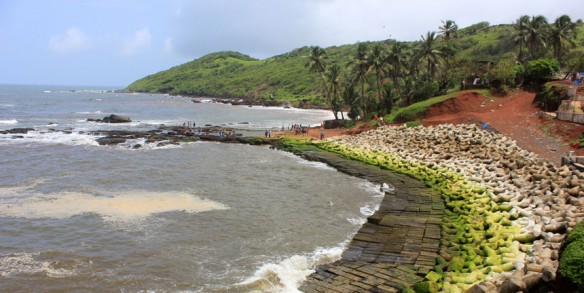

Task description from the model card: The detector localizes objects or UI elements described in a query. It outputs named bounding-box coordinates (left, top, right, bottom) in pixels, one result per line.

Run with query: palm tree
left=416, top=31, right=442, bottom=81
left=306, top=46, right=329, bottom=101
left=342, top=81, right=360, bottom=120
left=367, top=43, right=388, bottom=103
left=513, top=15, right=531, bottom=63
left=549, top=15, right=577, bottom=59
left=326, top=64, right=343, bottom=120
left=380, top=83, right=395, bottom=116
left=439, top=20, right=458, bottom=43
left=386, top=42, right=408, bottom=94
left=351, top=43, right=370, bottom=119
left=524, top=15, right=549, bottom=59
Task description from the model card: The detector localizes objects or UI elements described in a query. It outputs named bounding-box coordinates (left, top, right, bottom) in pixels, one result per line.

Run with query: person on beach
left=265, top=130, right=269, bottom=138
left=320, top=129, right=325, bottom=140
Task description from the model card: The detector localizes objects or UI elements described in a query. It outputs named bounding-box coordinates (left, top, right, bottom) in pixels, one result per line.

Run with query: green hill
left=126, top=20, right=584, bottom=107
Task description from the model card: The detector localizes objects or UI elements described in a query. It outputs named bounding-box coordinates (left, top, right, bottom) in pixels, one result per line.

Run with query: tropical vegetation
left=127, top=15, right=584, bottom=120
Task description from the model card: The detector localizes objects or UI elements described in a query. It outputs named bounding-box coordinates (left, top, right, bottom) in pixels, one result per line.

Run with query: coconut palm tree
left=367, top=43, right=388, bottom=103
left=513, top=15, right=531, bottom=63
left=342, top=81, right=360, bottom=120
left=439, top=20, right=458, bottom=43
left=386, top=42, right=408, bottom=94
left=524, top=15, right=549, bottom=59
left=306, top=46, right=329, bottom=100
left=351, top=43, right=370, bottom=118
left=326, top=64, right=343, bottom=120
left=416, top=31, right=442, bottom=81
left=549, top=15, right=577, bottom=59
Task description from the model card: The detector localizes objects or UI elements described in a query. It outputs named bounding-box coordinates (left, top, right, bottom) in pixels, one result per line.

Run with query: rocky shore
left=313, top=124, right=584, bottom=292
left=0, top=126, right=276, bottom=148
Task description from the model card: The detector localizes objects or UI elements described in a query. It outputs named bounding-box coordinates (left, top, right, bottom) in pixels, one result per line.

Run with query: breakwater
left=275, top=143, right=445, bottom=292
left=314, top=124, right=583, bottom=292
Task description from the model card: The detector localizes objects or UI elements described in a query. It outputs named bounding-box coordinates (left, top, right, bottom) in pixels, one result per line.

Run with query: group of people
left=182, top=121, right=197, bottom=135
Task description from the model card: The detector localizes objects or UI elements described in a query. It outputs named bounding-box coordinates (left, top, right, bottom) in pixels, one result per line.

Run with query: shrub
left=486, top=59, right=520, bottom=93
left=534, top=82, right=569, bottom=111
left=559, top=220, right=584, bottom=291
left=524, top=58, right=560, bottom=88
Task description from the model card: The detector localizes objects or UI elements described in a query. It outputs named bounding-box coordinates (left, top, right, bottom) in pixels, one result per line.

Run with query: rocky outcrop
left=87, top=114, right=132, bottom=123
left=0, top=128, right=34, bottom=134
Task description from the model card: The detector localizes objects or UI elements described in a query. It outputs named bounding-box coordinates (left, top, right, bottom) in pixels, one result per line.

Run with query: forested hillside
left=127, top=17, right=584, bottom=114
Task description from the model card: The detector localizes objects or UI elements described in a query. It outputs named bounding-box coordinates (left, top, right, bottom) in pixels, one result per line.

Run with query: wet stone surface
left=295, top=149, right=444, bottom=292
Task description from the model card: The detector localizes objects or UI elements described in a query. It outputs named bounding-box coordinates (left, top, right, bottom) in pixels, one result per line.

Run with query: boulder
left=0, top=128, right=34, bottom=134
left=103, top=114, right=131, bottom=123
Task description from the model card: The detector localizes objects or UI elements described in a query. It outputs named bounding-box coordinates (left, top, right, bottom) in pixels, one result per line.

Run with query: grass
left=384, top=89, right=491, bottom=124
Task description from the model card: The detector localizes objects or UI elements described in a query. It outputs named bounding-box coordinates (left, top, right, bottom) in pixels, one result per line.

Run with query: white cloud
left=48, top=27, right=92, bottom=54
left=121, top=28, right=151, bottom=56
left=164, top=37, right=173, bottom=55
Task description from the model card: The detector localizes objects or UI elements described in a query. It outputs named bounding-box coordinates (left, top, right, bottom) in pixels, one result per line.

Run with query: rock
left=103, top=114, right=131, bottom=123
left=542, top=265, right=556, bottom=282
left=96, top=137, right=127, bottom=145
left=0, top=128, right=34, bottom=134
left=464, top=281, right=497, bottom=293
left=521, top=272, right=543, bottom=290
left=499, top=277, right=527, bottom=293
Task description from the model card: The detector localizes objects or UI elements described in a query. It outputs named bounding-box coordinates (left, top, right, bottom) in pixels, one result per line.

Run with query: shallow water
left=0, top=85, right=383, bottom=292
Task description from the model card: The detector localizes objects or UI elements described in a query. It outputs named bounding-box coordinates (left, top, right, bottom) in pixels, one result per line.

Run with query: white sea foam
left=0, top=190, right=229, bottom=222
left=0, top=252, right=76, bottom=278
left=0, top=119, right=18, bottom=125
left=236, top=245, right=346, bottom=293
left=0, top=130, right=100, bottom=146
left=75, top=110, right=102, bottom=115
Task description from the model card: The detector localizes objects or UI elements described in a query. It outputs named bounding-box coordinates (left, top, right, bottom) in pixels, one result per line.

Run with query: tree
left=513, top=15, right=531, bottom=64
left=518, top=15, right=550, bottom=60
left=342, top=82, right=360, bottom=120
left=351, top=43, right=371, bottom=119
left=306, top=46, right=329, bottom=100
left=386, top=42, right=408, bottom=95
left=439, top=20, right=458, bottom=43
left=524, top=58, right=560, bottom=87
left=367, top=43, right=388, bottom=104
left=549, top=15, right=577, bottom=60
left=380, top=83, right=396, bottom=116
left=416, top=31, right=442, bottom=81
left=326, top=64, right=343, bottom=120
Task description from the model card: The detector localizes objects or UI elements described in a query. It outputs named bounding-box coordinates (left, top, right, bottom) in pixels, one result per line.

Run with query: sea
left=0, top=85, right=385, bottom=292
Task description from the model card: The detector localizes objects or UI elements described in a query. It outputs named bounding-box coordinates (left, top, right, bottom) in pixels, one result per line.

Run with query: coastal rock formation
left=320, top=124, right=583, bottom=291
left=87, top=114, right=132, bottom=123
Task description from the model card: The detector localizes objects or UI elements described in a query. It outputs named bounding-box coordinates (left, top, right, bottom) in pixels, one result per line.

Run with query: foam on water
left=0, top=130, right=100, bottom=146
left=0, top=119, right=18, bottom=125
left=0, top=190, right=229, bottom=222
left=235, top=244, right=346, bottom=293
left=0, top=252, right=76, bottom=278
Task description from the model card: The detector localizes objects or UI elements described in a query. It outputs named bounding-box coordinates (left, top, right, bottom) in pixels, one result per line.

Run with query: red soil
left=422, top=89, right=584, bottom=165
left=277, top=88, right=584, bottom=165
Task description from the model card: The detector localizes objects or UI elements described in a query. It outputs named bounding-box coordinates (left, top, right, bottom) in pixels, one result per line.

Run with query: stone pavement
left=295, top=149, right=444, bottom=292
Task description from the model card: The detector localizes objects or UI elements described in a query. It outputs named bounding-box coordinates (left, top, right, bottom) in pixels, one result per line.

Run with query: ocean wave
left=234, top=245, right=346, bottom=293
left=75, top=111, right=102, bottom=115
left=0, top=190, right=229, bottom=222
left=0, top=252, right=77, bottom=278
left=0, top=119, right=18, bottom=125
left=0, top=130, right=100, bottom=146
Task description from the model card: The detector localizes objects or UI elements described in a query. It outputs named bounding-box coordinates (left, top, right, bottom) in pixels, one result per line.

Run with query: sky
left=0, top=0, right=582, bottom=87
